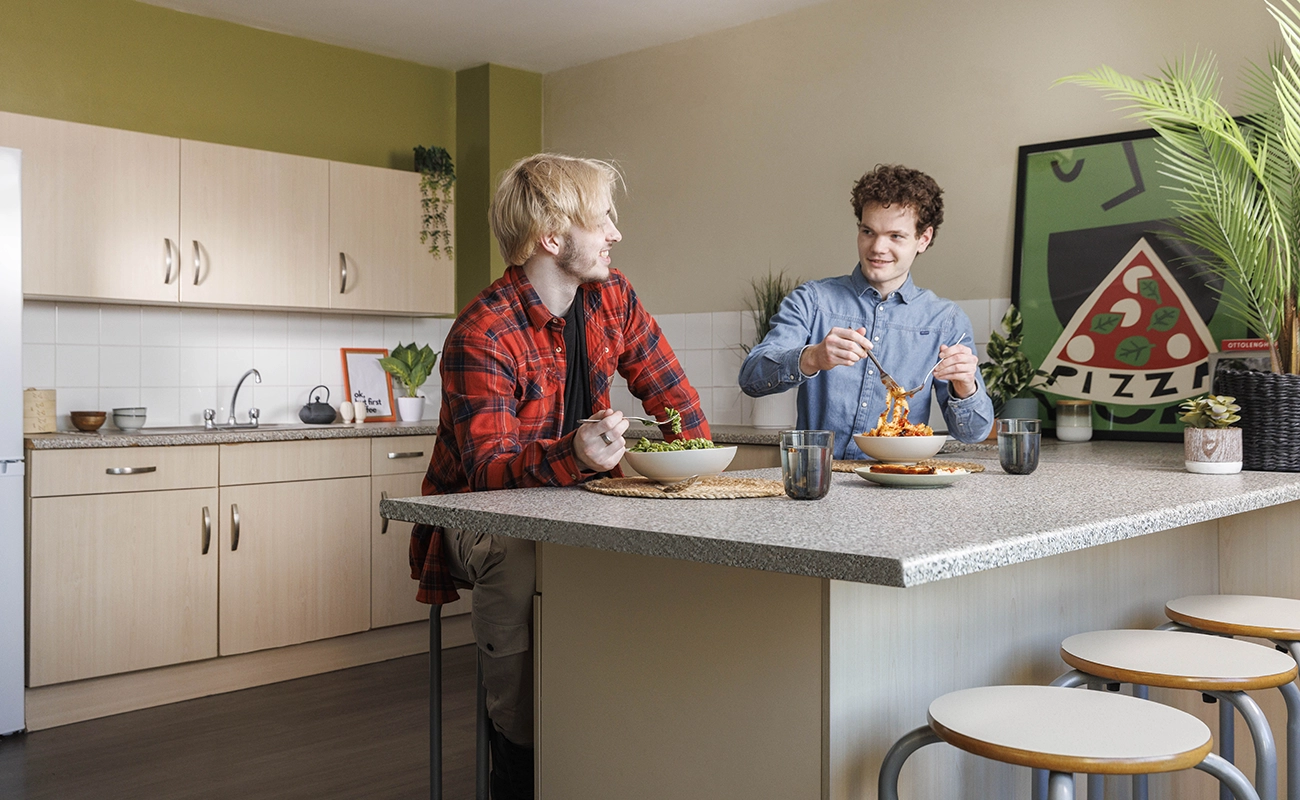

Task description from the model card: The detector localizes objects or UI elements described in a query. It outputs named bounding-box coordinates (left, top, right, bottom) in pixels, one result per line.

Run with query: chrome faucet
left=226, top=368, right=262, bottom=427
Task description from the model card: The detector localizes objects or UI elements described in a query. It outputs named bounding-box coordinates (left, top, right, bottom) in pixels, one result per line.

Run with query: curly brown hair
left=850, top=165, right=944, bottom=245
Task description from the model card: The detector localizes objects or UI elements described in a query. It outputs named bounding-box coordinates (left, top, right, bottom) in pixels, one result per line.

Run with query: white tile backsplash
left=100, top=306, right=141, bottom=346
left=25, top=300, right=1006, bottom=430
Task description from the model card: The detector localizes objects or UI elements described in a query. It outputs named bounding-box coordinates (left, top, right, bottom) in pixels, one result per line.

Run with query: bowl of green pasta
left=621, top=437, right=737, bottom=483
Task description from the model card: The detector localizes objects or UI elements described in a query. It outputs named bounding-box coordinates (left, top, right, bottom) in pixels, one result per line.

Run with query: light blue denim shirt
left=739, top=268, right=994, bottom=458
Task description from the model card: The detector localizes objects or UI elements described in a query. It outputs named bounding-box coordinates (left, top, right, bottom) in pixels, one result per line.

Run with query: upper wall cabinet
left=180, top=140, right=329, bottom=309
left=329, top=161, right=454, bottom=315
left=0, top=111, right=182, bottom=304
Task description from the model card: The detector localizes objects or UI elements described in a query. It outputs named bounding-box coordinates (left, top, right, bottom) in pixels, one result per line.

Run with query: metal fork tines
left=577, top=415, right=665, bottom=426
left=863, top=349, right=904, bottom=394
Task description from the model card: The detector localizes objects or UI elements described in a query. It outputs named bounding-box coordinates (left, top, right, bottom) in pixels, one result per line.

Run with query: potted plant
left=415, top=145, right=455, bottom=260
left=1180, top=394, right=1243, bottom=473
left=380, top=342, right=439, bottom=422
left=743, top=269, right=802, bottom=428
left=979, top=304, right=1055, bottom=420
left=1061, top=0, right=1300, bottom=470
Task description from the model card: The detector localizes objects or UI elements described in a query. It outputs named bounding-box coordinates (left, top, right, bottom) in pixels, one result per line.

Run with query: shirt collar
left=508, top=265, right=597, bottom=330
left=850, top=265, right=920, bottom=305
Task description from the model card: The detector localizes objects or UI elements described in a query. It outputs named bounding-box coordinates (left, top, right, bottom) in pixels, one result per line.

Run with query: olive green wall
left=455, top=64, right=543, bottom=310
left=0, top=0, right=455, bottom=170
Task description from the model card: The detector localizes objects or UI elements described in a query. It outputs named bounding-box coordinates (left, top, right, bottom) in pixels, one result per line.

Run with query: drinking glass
left=998, top=418, right=1041, bottom=475
left=780, top=430, right=834, bottom=500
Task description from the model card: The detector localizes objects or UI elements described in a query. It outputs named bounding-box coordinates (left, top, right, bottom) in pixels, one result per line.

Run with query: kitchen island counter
left=382, top=440, right=1300, bottom=587
left=382, top=441, right=1300, bottom=800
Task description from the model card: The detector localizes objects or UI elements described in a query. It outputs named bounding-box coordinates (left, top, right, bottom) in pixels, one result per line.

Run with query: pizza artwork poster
left=1013, top=127, right=1252, bottom=442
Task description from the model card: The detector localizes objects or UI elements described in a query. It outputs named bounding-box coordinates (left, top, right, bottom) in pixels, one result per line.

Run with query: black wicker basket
left=1214, top=368, right=1300, bottom=472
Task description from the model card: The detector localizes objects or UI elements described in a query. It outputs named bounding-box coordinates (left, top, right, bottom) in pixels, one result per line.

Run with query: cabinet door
left=28, top=489, right=218, bottom=686
left=180, top=140, right=329, bottom=308
left=0, top=111, right=181, bottom=304
left=371, top=473, right=470, bottom=628
left=218, top=477, right=370, bottom=655
left=329, top=161, right=454, bottom=314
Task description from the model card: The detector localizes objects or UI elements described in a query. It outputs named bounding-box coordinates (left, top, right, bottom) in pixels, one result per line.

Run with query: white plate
left=853, top=466, right=969, bottom=489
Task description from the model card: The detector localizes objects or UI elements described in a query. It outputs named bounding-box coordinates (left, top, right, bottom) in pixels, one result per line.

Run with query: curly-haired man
left=739, top=164, right=993, bottom=455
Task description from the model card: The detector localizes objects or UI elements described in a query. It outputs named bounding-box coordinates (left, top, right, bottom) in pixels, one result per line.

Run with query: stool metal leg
left=476, top=651, right=490, bottom=800
left=431, top=604, right=443, bottom=800
left=1197, top=752, right=1264, bottom=800
left=1047, top=771, right=1075, bottom=800
left=878, top=725, right=942, bottom=800
left=1220, top=695, right=1236, bottom=800
left=1278, top=680, right=1300, bottom=800
left=1035, top=671, right=1091, bottom=800
left=1211, top=690, right=1277, bottom=800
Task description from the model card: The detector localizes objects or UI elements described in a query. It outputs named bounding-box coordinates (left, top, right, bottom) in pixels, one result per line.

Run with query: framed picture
left=341, top=348, right=396, bottom=422
left=1013, top=127, right=1249, bottom=441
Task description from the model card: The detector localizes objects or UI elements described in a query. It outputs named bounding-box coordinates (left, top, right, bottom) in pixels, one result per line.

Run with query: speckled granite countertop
left=25, top=421, right=439, bottom=449
left=382, top=440, right=1300, bottom=588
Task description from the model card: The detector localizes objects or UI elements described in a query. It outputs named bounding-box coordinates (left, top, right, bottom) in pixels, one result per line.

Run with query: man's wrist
left=798, top=345, right=820, bottom=378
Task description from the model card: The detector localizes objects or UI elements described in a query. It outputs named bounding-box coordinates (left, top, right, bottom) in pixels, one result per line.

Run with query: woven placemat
left=583, top=476, right=784, bottom=499
left=832, top=458, right=986, bottom=474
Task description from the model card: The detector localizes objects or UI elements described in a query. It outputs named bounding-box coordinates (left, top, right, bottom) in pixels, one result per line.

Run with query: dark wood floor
left=0, top=645, right=480, bottom=800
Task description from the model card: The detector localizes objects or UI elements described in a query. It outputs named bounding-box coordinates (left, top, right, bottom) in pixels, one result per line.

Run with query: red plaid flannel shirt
left=410, top=265, right=709, bottom=604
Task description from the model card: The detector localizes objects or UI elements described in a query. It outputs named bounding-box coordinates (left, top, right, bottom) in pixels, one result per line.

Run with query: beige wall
left=543, top=0, right=1278, bottom=313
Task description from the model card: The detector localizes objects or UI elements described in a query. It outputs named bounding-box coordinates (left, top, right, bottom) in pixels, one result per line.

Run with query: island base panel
left=537, top=542, right=824, bottom=800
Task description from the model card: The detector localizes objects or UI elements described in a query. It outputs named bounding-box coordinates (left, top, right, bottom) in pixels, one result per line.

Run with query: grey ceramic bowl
left=112, top=407, right=147, bottom=431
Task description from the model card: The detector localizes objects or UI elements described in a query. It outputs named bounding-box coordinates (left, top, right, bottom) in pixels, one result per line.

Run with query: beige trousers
left=443, top=528, right=536, bottom=747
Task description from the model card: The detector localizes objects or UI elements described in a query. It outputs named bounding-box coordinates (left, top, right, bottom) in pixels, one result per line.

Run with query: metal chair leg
left=877, top=725, right=942, bottom=800
left=431, top=604, right=443, bottom=800
left=476, top=650, right=490, bottom=800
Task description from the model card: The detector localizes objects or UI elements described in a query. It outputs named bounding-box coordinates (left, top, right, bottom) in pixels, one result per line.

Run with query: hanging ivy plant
left=414, top=145, right=455, bottom=260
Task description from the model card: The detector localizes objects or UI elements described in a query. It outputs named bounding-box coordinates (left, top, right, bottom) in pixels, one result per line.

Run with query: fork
left=659, top=474, right=701, bottom=493
left=863, top=349, right=905, bottom=395
left=577, top=414, right=670, bottom=427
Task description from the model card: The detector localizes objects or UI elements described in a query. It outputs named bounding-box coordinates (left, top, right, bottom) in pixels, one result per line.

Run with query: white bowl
left=621, top=446, right=737, bottom=482
left=113, top=409, right=147, bottom=431
left=852, top=434, right=946, bottom=464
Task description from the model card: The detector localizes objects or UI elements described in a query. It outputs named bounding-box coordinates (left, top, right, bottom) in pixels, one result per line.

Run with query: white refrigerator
left=0, top=145, right=25, bottom=735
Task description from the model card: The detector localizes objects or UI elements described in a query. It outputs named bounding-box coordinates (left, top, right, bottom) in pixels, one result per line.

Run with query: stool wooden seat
left=1062, top=629, right=1298, bottom=690
left=1168, top=595, right=1300, bottom=641
left=931, top=685, right=1212, bottom=774
left=879, top=685, right=1260, bottom=800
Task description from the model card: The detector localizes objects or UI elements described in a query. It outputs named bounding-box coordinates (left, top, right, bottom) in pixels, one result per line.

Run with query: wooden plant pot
left=1184, top=427, right=1243, bottom=474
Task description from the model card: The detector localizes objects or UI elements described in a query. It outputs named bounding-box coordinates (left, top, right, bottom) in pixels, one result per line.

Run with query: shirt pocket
left=515, top=366, right=562, bottom=427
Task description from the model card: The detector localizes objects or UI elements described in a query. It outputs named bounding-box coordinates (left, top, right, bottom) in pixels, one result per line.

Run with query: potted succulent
left=1180, top=394, right=1243, bottom=473
left=1061, top=0, right=1300, bottom=470
left=380, top=342, right=439, bottom=422
left=743, top=269, right=802, bottom=428
left=979, top=304, right=1055, bottom=420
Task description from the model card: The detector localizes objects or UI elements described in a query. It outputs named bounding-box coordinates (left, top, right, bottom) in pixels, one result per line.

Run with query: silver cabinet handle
left=380, top=490, right=389, bottom=534
left=201, top=506, right=211, bottom=555
left=192, top=240, right=201, bottom=285
left=339, top=252, right=348, bottom=294
left=106, top=466, right=156, bottom=475
left=164, top=238, right=177, bottom=284
left=231, top=504, right=241, bottom=551
left=387, top=451, right=424, bottom=459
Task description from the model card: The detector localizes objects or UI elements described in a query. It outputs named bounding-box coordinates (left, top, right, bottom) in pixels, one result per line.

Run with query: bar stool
left=1165, top=595, right=1300, bottom=800
left=431, top=604, right=490, bottom=800
left=879, top=685, right=1260, bottom=800
left=1037, top=629, right=1298, bottom=800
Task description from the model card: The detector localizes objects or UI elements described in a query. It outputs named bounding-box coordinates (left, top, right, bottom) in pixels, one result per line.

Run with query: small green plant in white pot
left=1180, top=394, right=1243, bottom=474
left=380, top=342, right=439, bottom=422
left=979, top=304, right=1055, bottom=420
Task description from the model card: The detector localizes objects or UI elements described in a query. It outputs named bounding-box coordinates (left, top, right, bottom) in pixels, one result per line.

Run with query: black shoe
left=489, top=725, right=534, bottom=800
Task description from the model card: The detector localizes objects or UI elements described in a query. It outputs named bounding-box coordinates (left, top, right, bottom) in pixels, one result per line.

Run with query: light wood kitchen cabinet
left=27, top=446, right=219, bottom=686
left=0, top=110, right=181, bottom=304
left=179, top=139, right=329, bottom=309
left=369, top=434, right=470, bottom=627
left=329, top=162, right=455, bottom=315
left=218, top=477, right=371, bottom=656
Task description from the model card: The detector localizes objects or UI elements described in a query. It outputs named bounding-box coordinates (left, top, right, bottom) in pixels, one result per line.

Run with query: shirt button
left=861, top=402, right=868, bottom=408
left=555, top=346, right=562, bottom=353
left=873, top=336, right=880, bottom=341
left=868, top=370, right=874, bottom=375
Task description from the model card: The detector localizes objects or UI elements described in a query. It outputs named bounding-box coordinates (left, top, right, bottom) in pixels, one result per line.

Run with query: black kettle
left=299, top=385, right=337, bottom=424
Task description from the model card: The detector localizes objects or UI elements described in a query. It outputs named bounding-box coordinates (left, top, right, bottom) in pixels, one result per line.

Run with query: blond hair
left=490, top=154, right=621, bottom=266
